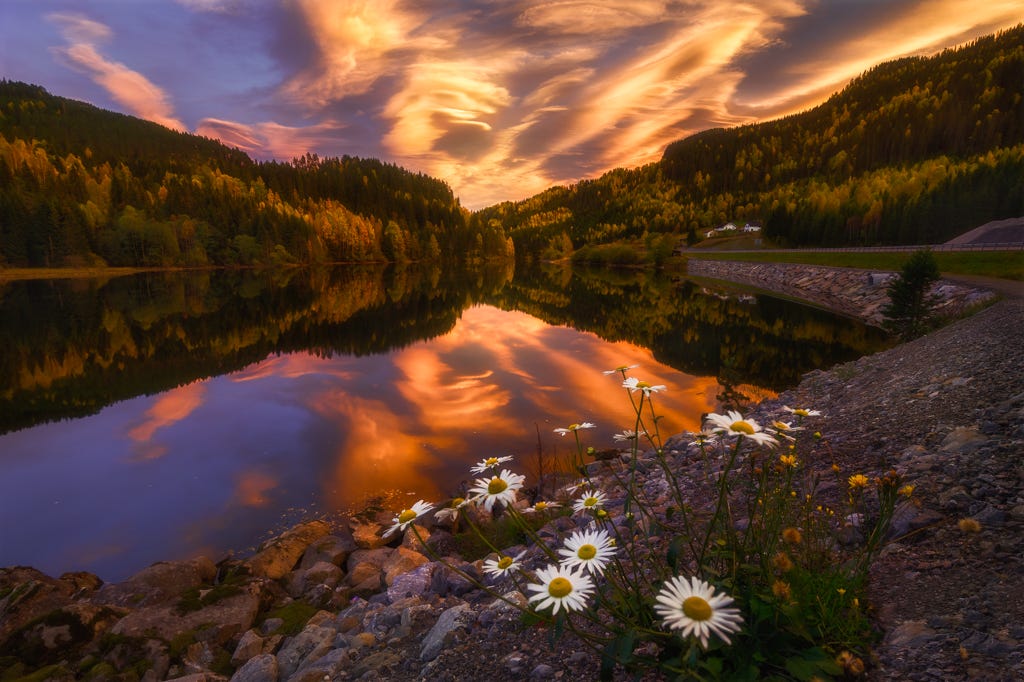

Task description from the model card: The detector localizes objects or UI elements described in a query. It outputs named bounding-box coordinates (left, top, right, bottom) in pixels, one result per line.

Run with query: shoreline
left=2, top=276, right=1021, bottom=680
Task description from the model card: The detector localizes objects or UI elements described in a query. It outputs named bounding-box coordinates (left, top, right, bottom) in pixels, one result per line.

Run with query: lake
left=0, top=262, right=889, bottom=581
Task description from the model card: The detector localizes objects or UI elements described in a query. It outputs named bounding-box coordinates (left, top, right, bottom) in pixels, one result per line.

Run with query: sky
left=1, top=2, right=1021, bottom=209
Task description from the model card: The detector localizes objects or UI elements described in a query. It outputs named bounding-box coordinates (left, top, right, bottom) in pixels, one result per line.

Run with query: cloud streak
left=21, top=2, right=1023, bottom=208
left=46, top=12, right=187, bottom=132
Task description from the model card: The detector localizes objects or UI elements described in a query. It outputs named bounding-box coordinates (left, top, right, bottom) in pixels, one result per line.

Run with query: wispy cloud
left=46, top=12, right=187, bottom=132
left=28, top=2, right=1024, bottom=208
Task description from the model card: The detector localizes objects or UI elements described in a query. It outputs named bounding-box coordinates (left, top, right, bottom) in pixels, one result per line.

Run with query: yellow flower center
left=682, top=596, right=712, bottom=621
left=583, top=496, right=598, bottom=507
left=488, top=477, right=508, bottom=495
left=793, top=408, right=809, bottom=416
left=568, top=423, right=580, bottom=430
left=484, top=457, right=499, bottom=466
left=497, top=556, right=513, bottom=570
left=577, top=544, right=597, bottom=560
left=535, top=501, right=548, bottom=511
left=452, top=497, right=465, bottom=507
left=731, top=420, right=755, bottom=435
left=637, top=381, right=650, bottom=388
left=548, top=577, right=573, bottom=598
left=397, top=509, right=417, bottom=524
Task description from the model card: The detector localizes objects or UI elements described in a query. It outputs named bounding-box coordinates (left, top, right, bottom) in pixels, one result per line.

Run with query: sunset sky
left=1, top=2, right=1021, bottom=209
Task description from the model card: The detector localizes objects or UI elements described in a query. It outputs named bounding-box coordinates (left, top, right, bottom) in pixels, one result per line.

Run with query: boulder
left=230, top=629, right=266, bottom=666
left=230, top=653, right=279, bottom=682
left=420, top=603, right=472, bottom=661
left=276, top=622, right=337, bottom=679
left=299, top=530, right=357, bottom=569
left=302, top=561, right=343, bottom=592
left=383, top=547, right=430, bottom=586
left=350, top=519, right=388, bottom=549
left=387, top=563, right=434, bottom=603
left=247, top=521, right=332, bottom=580
left=92, top=557, right=217, bottom=608
left=0, top=567, right=78, bottom=645
left=111, top=587, right=260, bottom=646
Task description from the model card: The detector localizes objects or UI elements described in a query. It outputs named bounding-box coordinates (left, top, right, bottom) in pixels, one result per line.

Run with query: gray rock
left=230, top=629, right=265, bottom=666
left=386, top=562, right=434, bottom=603
left=230, top=653, right=279, bottom=682
left=277, top=623, right=336, bottom=679
left=420, top=603, right=471, bottom=661
left=92, top=557, right=216, bottom=608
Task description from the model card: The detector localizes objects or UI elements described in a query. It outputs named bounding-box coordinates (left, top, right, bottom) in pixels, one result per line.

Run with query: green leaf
left=599, top=631, right=636, bottom=681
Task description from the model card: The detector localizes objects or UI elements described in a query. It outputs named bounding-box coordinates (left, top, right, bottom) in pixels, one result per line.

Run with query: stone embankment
left=685, top=259, right=996, bottom=326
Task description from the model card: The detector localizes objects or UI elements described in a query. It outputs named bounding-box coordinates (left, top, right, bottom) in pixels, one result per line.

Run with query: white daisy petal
left=654, top=576, right=743, bottom=648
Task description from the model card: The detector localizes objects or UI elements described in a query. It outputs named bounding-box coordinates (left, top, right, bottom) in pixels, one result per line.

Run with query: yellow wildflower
left=848, top=474, right=870, bottom=489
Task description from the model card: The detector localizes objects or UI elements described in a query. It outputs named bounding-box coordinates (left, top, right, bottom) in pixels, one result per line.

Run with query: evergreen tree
left=881, top=249, right=941, bottom=339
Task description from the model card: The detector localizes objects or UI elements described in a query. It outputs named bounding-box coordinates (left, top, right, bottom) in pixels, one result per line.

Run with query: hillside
left=477, top=25, right=1024, bottom=258
left=0, top=81, right=512, bottom=268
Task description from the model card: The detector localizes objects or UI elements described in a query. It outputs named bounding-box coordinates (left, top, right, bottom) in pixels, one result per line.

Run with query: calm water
left=0, top=263, right=889, bottom=581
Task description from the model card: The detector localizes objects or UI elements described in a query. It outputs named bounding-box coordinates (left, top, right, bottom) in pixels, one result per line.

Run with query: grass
left=683, top=250, right=1024, bottom=280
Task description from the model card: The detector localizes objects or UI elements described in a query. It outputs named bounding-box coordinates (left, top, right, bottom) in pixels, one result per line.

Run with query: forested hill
left=0, top=81, right=513, bottom=268
left=478, top=25, right=1024, bottom=257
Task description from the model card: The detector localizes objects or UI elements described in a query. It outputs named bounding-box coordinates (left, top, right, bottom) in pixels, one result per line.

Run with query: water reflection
left=0, top=264, right=889, bottom=581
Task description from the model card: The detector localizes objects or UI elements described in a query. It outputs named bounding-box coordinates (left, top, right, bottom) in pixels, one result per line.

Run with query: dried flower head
left=782, top=527, right=802, bottom=544
left=958, top=518, right=982, bottom=533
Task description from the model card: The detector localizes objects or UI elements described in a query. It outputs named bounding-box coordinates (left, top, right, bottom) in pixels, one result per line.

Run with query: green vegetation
left=882, top=250, right=942, bottom=339
left=261, top=601, right=319, bottom=637
left=478, top=25, right=1024, bottom=258
left=684, top=249, right=1024, bottom=280
left=0, top=80, right=512, bottom=268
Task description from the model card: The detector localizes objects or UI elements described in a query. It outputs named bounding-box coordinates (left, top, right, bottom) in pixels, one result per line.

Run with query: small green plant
left=391, top=368, right=908, bottom=680
left=881, top=249, right=941, bottom=339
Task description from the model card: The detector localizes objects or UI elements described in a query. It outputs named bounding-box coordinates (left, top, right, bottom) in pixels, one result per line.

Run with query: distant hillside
left=478, top=25, right=1024, bottom=258
left=0, top=81, right=512, bottom=268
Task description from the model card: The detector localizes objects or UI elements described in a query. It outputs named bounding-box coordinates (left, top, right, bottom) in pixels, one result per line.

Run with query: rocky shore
left=2, top=277, right=1021, bottom=682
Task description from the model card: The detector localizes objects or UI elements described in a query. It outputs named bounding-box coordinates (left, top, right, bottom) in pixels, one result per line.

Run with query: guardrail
left=688, top=243, right=1024, bottom=254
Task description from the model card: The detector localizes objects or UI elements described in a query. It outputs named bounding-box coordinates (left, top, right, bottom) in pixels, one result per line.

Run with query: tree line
left=0, top=81, right=512, bottom=268
left=478, top=24, right=1024, bottom=257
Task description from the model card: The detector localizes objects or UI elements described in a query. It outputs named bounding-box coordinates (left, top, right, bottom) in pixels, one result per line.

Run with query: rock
left=247, top=521, right=332, bottom=579
left=276, top=622, right=337, bottom=679
left=0, top=567, right=80, bottom=644
left=111, top=587, right=260, bottom=646
left=303, top=561, right=343, bottom=592
left=382, top=547, right=430, bottom=586
left=939, top=426, right=988, bottom=453
left=387, top=563, right=434, bottom=603
left=230, top=629, right=266, bottom=666
left=885, top=620, right=937, bottom=647
left=92, top=557, right=216, bottom=608
left=166, top=673, right=229, bottom=682
left=230, top=653, right=279, bottom=682
left=299, top=530, right=358, bottom=569
left=350, top=519, right=388, bottom=549
left=420, top=603, right=472, bottom=662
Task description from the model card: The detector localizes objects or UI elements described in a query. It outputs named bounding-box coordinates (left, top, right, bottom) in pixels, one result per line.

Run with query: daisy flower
left=704, top=411, right=778, bottom=447
left=483, top=551, right=526, bottom=578
left=470, top=455, right=513, bottom=474
left=553, top=422, right=596, bottom=436
left=622, top=377, right=667, bottom=396
left=654, top=575, right=743, bottom=648
left=383, top=500, right=434, bottom=537
left=523, top=500, right=561, bottom=514
left=558, top=528, right=617, bottom=575
left=572, top=489, right=608, bottom=514
left=687, top=432, right=718, bottom=448
left=433, top=497, right=469, bottom=524
left=526, top=564, right=595, bottom=614
left=783, top=406, right=823, bottom=418
left=613, top=429, right=643, bottom=443
left=468, top=469, right=525, bottom=512
left=602, top=364, right=639, bottom=375
left=770, top=420, right=802, bottom=442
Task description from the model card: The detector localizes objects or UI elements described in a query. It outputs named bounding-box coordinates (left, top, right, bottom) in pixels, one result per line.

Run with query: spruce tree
left=881, top=249, right=941, bottom=339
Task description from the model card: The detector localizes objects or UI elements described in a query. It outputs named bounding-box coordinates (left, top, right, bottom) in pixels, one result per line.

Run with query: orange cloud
left=283, top=0, right=434, bottom=107
left=234, top=471, right=278, bottom=507
left=196, top=117, right=341, bottom=160
left=47, top=12, right=186, bottom=132
left=128, top=382, right=207, bottom=444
